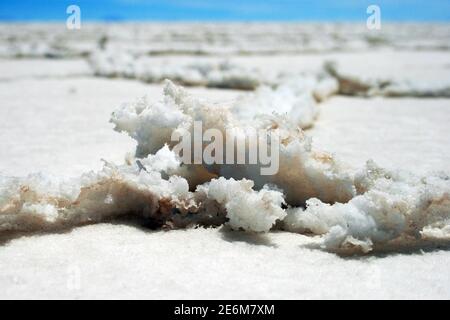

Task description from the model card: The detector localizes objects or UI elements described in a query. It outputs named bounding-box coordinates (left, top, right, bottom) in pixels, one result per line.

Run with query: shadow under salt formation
left=0, top=215, right=165, bottom=246
left=219, top=226, right=277, bottom=247
left=0, top=223, right=92, bottom=246
left=300, top=237, right=450, bottom=259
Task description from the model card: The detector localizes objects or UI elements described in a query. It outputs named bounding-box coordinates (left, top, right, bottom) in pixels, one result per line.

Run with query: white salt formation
left=89, top=50, right=450, bottom=99
left=196, top=178, right=286, bottom=232
left=90, top=52, right=265, bottom=90
left=233, top=75, right=338, bottom=128
left=111, top=80, right=354, bottom=205
left=1, top=81, right=449, bottom=254
left=0, top=147, right=195, bottom=233
left=283, top=160, right=450, bottom=252
left=326, top=61, right=450, bottom=98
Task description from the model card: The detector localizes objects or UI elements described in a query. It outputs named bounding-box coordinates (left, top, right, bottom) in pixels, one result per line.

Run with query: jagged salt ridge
left=1, top=81, right=449, bottom=253
left=111, top=80, right=352, bottom=206
left=283, top=160, right=450, bottom=253
left=0, top=146, right=287, bottom=234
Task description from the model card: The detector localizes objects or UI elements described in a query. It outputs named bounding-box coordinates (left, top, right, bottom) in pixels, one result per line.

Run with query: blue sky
left=1, top=0, right=450, bottom=21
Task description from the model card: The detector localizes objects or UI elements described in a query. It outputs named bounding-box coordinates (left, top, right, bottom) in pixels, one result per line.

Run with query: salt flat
left=0, top=48, right=449, bottom=299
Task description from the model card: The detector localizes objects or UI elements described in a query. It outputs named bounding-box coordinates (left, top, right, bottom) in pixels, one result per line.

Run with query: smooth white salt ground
left=309, top=96, right=450, bottom=175
left=1, top=56, right=450, bottom=299
left=0, top=58, right=92, bottom=80
left=1, top=224, right=449, bottom=299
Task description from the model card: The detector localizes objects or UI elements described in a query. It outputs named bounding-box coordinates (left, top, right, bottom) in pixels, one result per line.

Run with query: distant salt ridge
left=1, top=23, right=450, bottom=59
left=89, top=50, right=450, bottom=98
left=325, top=61, right=450, bottom=98
left=89, top=53, right=265, bottom=90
